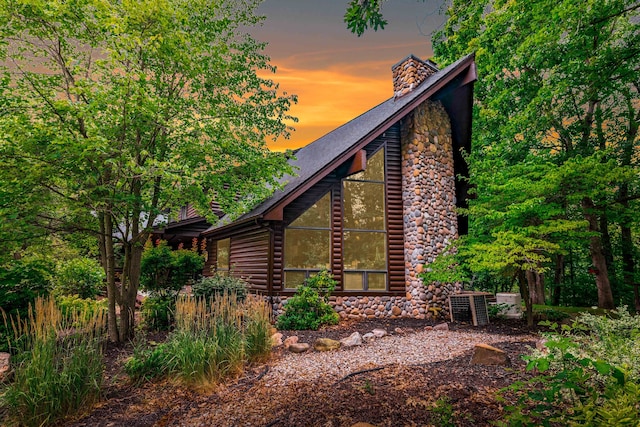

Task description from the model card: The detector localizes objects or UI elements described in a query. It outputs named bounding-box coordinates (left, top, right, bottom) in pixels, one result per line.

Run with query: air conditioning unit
left=449, top=292, right=490, bottom=326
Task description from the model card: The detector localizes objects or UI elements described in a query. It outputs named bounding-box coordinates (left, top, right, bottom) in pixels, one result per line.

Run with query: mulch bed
left=64, top=318, right=542, bottom=427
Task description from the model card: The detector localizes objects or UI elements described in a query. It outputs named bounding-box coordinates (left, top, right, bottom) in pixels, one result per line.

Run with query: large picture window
left=342, top=148, right=387, bottom=290
left=283, top=192, right=331, bottom=288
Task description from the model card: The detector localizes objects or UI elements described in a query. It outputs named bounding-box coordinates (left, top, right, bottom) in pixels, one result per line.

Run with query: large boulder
left=313, top=338, right=341, bottom=352
left=470, top=343, right=510, bottom=366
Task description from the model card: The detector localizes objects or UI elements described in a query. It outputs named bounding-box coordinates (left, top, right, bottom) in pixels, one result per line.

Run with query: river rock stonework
left=400, top=100, right=461, bottom=317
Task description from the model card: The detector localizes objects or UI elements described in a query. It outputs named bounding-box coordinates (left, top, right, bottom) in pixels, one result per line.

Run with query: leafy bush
left=124, top=339, right=169, bottom=384
left=499, top=307, right=640, bottom=426
left=0, top=256, right=53, bottom=316
left=276, top=270, right=339, bottom=330
left=141, top=294, right=175, bottom=331
left=56, top=294, right=108, bottom=321
left=52, top=257, right=105, bottom=299
left=140, top=240, right=204, bottom=296
left=192, top=273, right=249, bottom=302
left=1, top=297, right=105, bottom=427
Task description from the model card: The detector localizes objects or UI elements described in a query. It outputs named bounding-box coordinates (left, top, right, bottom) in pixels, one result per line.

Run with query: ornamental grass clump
left=1, top=297, right=105, bottom=427
left=125, top=293, right=272, bottom=388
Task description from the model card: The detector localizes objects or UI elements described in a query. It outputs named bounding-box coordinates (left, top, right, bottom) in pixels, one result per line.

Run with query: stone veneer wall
left=271, top=100, right=460, bottom=321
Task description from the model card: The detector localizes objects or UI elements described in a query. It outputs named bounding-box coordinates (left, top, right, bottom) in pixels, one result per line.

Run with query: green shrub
left=1, top=297, right=105, bottom=427
left=52, top=257, right=105, bottom=299
left=141, top=294, right=175, bottom=331
left=140, top=241, right=204, bottom=296
left=56, top=294, right=108, bottom=321
left=124, top=339, right=170, bottom=383
left=499, top=307, right=640, bottom=426
left=192, top=274, right=249, bottom=302
left=276, top=270, right=339, bottom=330
left=0, top=256, right=53, bottom=316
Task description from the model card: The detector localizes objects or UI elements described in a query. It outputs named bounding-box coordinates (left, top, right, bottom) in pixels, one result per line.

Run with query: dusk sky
left=252, top=0, right=447, bottom=151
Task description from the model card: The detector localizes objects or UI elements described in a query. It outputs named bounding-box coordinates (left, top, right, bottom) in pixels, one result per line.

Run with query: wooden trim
left=346, top=150, right=367, bottom=175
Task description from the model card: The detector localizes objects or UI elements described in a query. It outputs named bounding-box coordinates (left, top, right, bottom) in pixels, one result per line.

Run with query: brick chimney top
left=392, top=54, right=438, bottom=99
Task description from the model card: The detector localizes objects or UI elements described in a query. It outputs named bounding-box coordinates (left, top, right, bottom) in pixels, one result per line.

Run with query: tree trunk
left=518, top=269, right=534, bottom=327
left=526, top=269, right=545, bottom=305
left=553, top=254, right=564, bottom=306
left=582, top=197, right=615, bottom=309
left=599, top=212, right=615, bottom=293
left=101, top=212, right=120, bottom=342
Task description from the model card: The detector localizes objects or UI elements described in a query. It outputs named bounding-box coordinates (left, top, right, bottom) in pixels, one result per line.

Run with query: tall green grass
left=1, top=297, right=105, bottom=427
left=125, top=293, right=272, bottom=388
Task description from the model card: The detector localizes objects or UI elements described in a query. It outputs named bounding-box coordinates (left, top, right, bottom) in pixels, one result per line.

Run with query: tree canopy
left=0, top=0, right=297, bottom=341
left=347, top=0, right=640, bottom=313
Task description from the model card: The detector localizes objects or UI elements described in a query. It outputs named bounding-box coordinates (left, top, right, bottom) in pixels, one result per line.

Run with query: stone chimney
left=392, top=54, right=438, bottom=99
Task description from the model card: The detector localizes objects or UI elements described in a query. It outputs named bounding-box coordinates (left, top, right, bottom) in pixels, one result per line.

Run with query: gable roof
left=204, top=53, right=476, bottom=235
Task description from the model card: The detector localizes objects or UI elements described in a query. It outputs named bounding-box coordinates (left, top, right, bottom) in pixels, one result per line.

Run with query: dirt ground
left=65, top=318, right=541, bottom=427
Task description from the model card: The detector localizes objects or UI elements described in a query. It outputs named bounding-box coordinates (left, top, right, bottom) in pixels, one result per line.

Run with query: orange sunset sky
left=252, top=0, right=446, bottom=151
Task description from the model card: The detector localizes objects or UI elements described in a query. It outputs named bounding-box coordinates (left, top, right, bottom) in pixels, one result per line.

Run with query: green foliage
left=344, top=0, right=387, bottom=36
left=430, top=396, right=455, bottom=427
left=140, top=294, right=175, bottom=331
left=0, top=256, right=53, bottom=316
left=0, top=0, right=296, bottom=342
left=488, top=302, right=513, bottom=320
left=52, top=257, right=105, bottom=299
left=276, top=271, right=339, bottom=331
left=535, top=307, right=570, bottom=322
left=1, top=298, right=105, bottom=427
left=126, top=294, right=271, bottom=386
left=56, top=295, right=108, bottom=321
left=140, top=241, right=204, bottom=296
left=191, top=274, right=249, bottom=302
left=499, top=308, right=640, bottom=426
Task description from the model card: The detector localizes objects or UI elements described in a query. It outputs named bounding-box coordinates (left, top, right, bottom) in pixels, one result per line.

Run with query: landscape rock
left=313, top=338, right=341, bottom=352
left=470, top=343, right=510, bottom=366
left=283, top=336, right=298, bottom=349
left=350, top=423, right=377, bottom=427
left=288, top=343, right=310, bottom=353
left=340, top=332, right=363, bottom=347
left=0, top=352, right=10, bottom=380
left=394, top=327, right=406, bottom=335
left=362, top=332, right=375, bottom=341
left=433, top=323, right=449, bottom=331
left=271, top=333, right=283, bottom=347
left=372, top=328, right=387, bottom=338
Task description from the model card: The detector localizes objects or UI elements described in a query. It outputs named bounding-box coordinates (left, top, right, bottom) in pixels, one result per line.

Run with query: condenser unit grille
left=449, top=293, right=490, bottom=326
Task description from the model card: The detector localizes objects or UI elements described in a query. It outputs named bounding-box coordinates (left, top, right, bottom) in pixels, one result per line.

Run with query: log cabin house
left=156, top=53, right=477, bottom=319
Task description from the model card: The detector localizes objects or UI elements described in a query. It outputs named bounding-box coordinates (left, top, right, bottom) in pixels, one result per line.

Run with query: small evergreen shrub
left=52, top=257, right=105, bottom=299
left=141, top=294, right=175, bottom=331
left=192, top=274, right=249, bottom=302
left=276, top=270, right=339, bottom=330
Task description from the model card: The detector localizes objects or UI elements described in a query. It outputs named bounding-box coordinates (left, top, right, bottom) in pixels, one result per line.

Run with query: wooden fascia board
left=260, top=57, right=477, bottom=219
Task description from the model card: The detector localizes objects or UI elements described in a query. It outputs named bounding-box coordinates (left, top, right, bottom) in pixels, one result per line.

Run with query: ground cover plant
left=126, top=293, right=271, bottom=388
left=0, top=297, right=106, bottom=427
left=500, top=307, right=640, bottom=426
